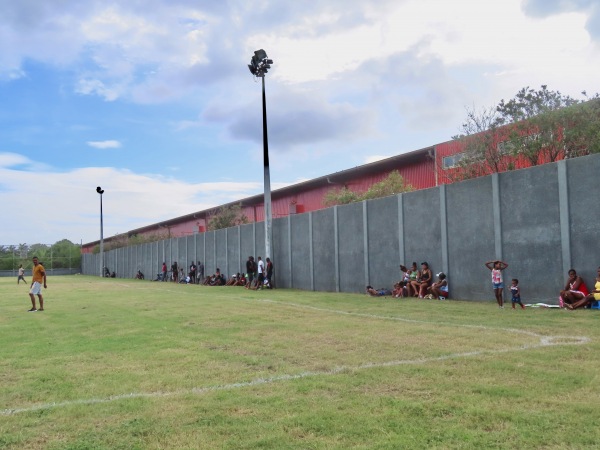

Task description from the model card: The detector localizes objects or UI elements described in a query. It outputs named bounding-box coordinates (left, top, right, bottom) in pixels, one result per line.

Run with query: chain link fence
left=0, top=243, right=81, bottom=277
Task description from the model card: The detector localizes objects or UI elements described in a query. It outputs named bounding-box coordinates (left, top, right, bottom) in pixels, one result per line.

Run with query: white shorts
left=30, top=282, right=43, bottom=295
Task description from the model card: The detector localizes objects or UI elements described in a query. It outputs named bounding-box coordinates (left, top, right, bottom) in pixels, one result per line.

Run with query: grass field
left=1, top=275, right=599, bottom=449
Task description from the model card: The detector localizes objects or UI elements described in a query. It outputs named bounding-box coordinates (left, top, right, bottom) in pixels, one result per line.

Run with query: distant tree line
left=0, top=240, right=81, bottom=270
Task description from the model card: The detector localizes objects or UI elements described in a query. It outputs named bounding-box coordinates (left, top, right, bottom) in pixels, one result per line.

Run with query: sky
left=1, top=0, right=599, bottom=246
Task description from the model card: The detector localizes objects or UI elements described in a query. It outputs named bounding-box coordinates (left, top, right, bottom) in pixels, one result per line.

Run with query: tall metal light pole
left=96, top=186, right=104, bottom=277
left=248, top=49, right=273, bottom=260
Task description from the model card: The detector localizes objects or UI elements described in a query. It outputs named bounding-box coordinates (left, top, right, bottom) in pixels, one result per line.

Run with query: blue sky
left=1, top=0, right=599, bottom=245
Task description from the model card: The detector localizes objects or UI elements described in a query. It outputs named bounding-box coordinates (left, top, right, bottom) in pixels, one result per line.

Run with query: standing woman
left=485, top=260, right=508, bottom=308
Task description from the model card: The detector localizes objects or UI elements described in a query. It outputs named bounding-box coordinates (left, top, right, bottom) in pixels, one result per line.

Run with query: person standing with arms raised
left=28, top=256, right=47, bottom=312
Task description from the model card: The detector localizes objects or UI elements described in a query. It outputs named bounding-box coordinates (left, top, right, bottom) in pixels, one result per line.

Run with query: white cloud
left=0, top=159, right=266, bottom=244
left=0, top=152, right=32, bottom=167
left=76, top=78, right=121, bottom=101
left=87, top=140, right=122, bottom=149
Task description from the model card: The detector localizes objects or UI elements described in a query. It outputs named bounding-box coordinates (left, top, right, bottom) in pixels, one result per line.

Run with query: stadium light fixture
left=247, top=49, right=274, bottom=261
left=96, top=186, right=105, bottom=277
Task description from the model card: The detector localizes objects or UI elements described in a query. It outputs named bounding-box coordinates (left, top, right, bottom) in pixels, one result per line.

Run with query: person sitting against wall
left=427, top=272, right=449, bottom=300
left=566, top=267, right=600, bottom=310
left=411, top=262, right=432, bottom=298
left=225, top=274, right=238, bottom=286
left=209, top=269, right=226, bottom=286
left=235, top=273, right=247, bottom=286
left=392, top=281, right=404, bottom=298
left=401, top=263, right=420, bottom=297
left=179, top=274, right=191, bottom=284
left=560, top=269, right=589, bottom=307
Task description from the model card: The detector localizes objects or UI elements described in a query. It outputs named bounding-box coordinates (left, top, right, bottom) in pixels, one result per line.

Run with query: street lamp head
left=96, top=186, right=104, bottom=194
left=248, top=49, right=273, bottom=78
left=254, top=49, right=267, bottom=62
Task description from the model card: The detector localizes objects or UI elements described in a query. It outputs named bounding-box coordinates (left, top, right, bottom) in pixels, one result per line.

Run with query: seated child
left=428, top=272, right=449, bottom=300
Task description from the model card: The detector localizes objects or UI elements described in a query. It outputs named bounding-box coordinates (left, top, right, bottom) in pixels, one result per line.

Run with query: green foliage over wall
left=323, top=170, right=414, bottom=206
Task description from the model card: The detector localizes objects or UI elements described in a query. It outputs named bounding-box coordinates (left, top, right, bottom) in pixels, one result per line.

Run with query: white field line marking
left=2, top=292, right=589, bottom=416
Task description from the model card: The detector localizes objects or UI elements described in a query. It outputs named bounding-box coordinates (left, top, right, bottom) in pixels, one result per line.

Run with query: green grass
left=1, top=276, right=599, bottom=449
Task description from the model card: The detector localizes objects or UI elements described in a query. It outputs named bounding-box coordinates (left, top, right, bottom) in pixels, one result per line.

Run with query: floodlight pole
left=248, top=49, right=273, bottom=261
left=96, top=186, right=104, bottom=277
left=261, top=74, right=273, bottom=261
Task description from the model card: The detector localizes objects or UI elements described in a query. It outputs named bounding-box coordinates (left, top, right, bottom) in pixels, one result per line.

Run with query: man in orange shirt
left=28, top=256, right=47, bottom=312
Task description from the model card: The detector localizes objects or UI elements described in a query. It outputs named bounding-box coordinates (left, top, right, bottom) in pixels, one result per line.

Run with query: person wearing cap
left=428, top=272, right=449, bottom=300
left=411, top=262, right=432, bottom=298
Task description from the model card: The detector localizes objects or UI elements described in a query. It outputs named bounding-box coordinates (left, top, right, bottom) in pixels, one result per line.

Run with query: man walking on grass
left=17, top=264, right=27, bottom=284
left=28, top=256, right=47, bottom=312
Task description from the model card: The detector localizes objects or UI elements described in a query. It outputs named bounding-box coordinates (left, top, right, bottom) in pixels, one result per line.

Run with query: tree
left=560, top=94, right=600, bottom=158
left=323, top=170, right=414, bottom=206
left=450, top=105, right=510, bottom=181
left=323, top=186, right=360, bottom=206
left=451, top=86, right=600, bottom=181
left=207, top=204, right=249, bottom=231
left=495, top=85, right=580, bottom=165
left=50, top=239, right=82, bottom=269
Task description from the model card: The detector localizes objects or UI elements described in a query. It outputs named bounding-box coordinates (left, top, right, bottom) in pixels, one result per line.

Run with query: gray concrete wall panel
left=240, top=223, right=255, bottom=266
left=204, top=231, right=215, bottom=275
left=367, top=195, right=400, bottom=290
left=446, top=176, right=495, bottom=300
left=403, top=187, right=443, bottom=275
left=215, top=229, right=227, bottom=276
left=337, top=202, right=366, bottom=293
left=272, top=218, right=290, bottom=288
left=566, top=154, right=600, bottom=284
left=290, top=213, right=311, bottom=290
left=226, top=227, right=242, bottom=276
left=500, top=164, right=562, bottom=303
left=195, top=234, right=206, bottom=272
left=311, top=208, right=336, bottom=292
left=254, top=224, right=266, bottom=263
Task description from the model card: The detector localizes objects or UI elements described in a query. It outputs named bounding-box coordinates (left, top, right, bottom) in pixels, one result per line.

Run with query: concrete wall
left=82, top=154, right=600, bottom=304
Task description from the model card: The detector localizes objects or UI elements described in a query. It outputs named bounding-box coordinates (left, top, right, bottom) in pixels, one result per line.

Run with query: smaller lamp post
left=96, top=186, right=105, bottom=277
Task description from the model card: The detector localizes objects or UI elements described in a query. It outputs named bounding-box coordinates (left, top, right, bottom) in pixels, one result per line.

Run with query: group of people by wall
left=366, top=259, right=600, bottom=311
left=157, top=261, right=205, bottom=283
left=192, top=256, right=275, bottom=290
left=483, top=260, right=600, bottom=310
left=559, top=267, right=600, bottom=310
left=367, top=262, right=449, bottom=301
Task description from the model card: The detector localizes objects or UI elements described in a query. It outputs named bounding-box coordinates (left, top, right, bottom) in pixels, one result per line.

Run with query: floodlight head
left=254, top=49, right=267, bottom=61
left=96, top=186, right=104, bottom=194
